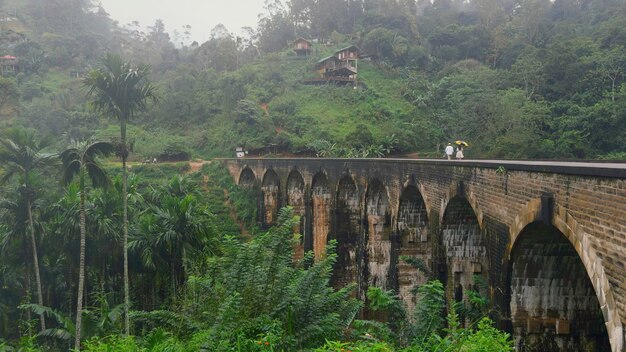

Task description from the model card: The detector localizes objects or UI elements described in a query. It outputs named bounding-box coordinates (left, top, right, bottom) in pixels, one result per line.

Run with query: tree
left=362, top=26, right=411, bottom=65
left=511, top=46, right=545, bottom=99
left=0, top=76, right=19, bottom=116
left=84, top=54, right=157, bottom=335
left=512, top=0, right=551, bottom=45
left=0, top=196, right=41, bottom=336
left=257, top=1, right=296, bottom=53
left=130, top=177, right=214, bottom=302
left=60, top=140, right=114, bottom=350
left=198, top=26, right=238, bottom=72
left=598, top=46, right=626, bottom=102
left=475, top=0, right=506, bottom=29
left=0, top=128, right=55, bottom=332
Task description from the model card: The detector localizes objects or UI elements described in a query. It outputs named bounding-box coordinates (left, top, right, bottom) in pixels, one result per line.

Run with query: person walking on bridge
left=456, top=146, right=464, bottom=160
left=445, top=143, right=454, bottom=160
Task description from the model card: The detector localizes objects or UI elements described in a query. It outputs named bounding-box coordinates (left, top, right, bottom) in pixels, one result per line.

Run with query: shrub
left=178, top=208, right=362, bottom=350
left=83, top=335, right=145, bottom=352
left=157, top=140, right=192, bottom=162
left=459, top=318, right=514, bottom=352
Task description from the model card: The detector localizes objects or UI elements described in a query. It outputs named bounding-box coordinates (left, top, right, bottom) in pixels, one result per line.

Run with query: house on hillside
left=0, top=55, right=18, bottom=75
left=304, top=45, right=361, bottom=86
left=336, top=45, right=360, bottom=62
left=293, top=38, right=312, bottom=57
left=316, top=56, right=339, bottom=76
left=0, top=29, right=26, bottom=50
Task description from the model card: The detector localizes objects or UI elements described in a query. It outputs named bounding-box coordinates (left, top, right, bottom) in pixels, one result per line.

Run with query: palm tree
left=130, top=176, right=215, bottom=303
left=60, top=140, right=114, bottom=350
left=0, top=128, right=55, bottom=332
left=0, top=196, right=40, bottom=334
left=84, top=54, right=157, bottom=334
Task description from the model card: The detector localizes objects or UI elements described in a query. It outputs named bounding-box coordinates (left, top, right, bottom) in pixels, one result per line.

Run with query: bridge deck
left=223, top=158, right=626, bottom=178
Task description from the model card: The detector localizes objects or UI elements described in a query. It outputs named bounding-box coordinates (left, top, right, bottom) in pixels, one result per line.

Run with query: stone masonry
left=223, top=158, right=626, bottom=352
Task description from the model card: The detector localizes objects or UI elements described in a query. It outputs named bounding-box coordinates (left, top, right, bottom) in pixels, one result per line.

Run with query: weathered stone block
left=556, top=319, right=570, bottom=335
left=527, top=318, right=543, bottom=333
left=472, top=262, right=482, bottom=273
left=453, top=262, right=463, bottom=273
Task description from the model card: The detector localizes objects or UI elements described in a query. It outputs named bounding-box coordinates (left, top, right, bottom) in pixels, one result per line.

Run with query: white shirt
left=445, top=145, right=454, bottom=155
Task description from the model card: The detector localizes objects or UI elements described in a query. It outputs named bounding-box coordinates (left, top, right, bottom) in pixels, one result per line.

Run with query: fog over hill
left=99, top=0, right=265, bottom=44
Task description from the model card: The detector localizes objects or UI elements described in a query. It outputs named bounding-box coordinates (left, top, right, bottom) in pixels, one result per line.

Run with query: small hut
left=303, top=45, right=362, bottom=86
left=315, top=56, right=339, bottom=77
left=293, top=38, right=312, bottom=57
left=335, top=45, right=360, bottom=61
left=0, top=55, right=18, bottom=75
left=334, top=45, right=360, bottom=72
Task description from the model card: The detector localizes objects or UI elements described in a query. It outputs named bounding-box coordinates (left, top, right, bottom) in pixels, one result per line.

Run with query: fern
left=18, top=304, right=75, bottom=340
left=178, top=207, right=361, bottom=350
left=411, top=280, right=446, bottom=347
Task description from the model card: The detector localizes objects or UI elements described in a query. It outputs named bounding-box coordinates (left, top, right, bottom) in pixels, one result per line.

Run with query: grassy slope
left=200, top=49, right=418, bottom=157
left=2, top=5, right=419, bottom=158
left=266, top=51, right=415, bottom=147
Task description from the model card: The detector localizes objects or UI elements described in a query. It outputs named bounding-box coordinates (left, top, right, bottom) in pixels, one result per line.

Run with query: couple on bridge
left=445, top=142, right=465, bottom=160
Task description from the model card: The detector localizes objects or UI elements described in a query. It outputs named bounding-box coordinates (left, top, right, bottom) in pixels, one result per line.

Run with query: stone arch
left=333, top=172, right=361, bottom=289
left=365, top=178, right=392, bottom=289
left=238, top=166, right=257, bottom=187
left=417, top=182, right=433, bottom=221
left=396, top=184, right=431, bottom=311
left=287, top=170, right=306, bottom=260
left=508, top=221, right=611, bottom=351
left=439, top=182, right=484, bottom=230
left=311, top=172, right=332, bottom=260
left=398, top=185, right=429, bottom=245
left=507, top=199, right=623, bottom=352
left=402, top=175, right=432, bottom=221
left=261, top=169, right=280, bottom=227
left=440, top=194, right=488, bottom=308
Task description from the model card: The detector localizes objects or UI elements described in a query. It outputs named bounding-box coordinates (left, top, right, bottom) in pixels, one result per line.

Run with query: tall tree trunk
left=26, top=199, right=45, bottom=331
left=171, top=259, right=176, bottom=300
left=75, top=171, right=87, bottom=350
left=25, top=269, right=31, bottom=330
left=121, top=119, right=130, bottom=336
left=611, top=77, right=616, bottom=102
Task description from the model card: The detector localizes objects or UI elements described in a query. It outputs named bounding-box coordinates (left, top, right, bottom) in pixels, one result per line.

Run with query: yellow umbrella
left=454, top=140, right=469, bottom=147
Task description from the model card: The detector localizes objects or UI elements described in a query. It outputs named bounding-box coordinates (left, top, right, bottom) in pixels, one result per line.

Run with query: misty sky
left=99, top=0, right=266, bottom=44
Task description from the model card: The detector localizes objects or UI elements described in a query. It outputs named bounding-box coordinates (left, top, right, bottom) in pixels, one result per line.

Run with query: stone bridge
left=223, top=158, right=626, bottom=352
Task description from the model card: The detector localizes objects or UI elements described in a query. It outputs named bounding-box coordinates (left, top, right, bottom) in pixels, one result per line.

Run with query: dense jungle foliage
left=0, top=0, right=625, bottom=159
left=0, top=145, right=513, bottom=351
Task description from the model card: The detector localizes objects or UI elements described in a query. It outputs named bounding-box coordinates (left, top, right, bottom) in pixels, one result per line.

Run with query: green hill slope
left=2, top=0, right=625, bottom=160
left=147, top=49, right=434, bottom=159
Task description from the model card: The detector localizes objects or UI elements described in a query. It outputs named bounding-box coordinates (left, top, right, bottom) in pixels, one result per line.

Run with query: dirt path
left=187, top=159, right=210, bottom=174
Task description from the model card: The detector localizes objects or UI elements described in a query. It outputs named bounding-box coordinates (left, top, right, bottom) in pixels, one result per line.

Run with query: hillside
left=0, top=0, right=625, bottom=160
left=193, top=52, right=427, bottom=158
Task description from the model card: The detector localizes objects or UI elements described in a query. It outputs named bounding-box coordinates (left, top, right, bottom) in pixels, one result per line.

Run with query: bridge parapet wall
left=222, top=158, right=626, bottom=351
